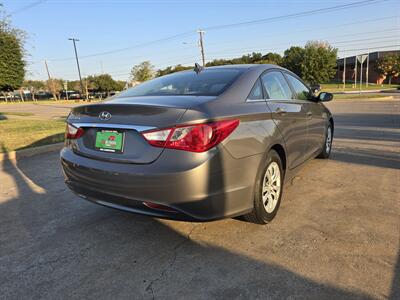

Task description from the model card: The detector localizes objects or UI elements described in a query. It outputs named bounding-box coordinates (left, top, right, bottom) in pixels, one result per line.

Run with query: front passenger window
left=285, top=73, right=312, bottom=101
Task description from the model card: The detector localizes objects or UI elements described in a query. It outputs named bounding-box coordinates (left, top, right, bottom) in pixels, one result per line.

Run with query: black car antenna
left=194, top=63, right=204, bottom=74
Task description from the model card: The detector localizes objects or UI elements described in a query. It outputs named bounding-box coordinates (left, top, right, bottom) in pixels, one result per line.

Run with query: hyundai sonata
left=61, top=64, right=333, bottom=224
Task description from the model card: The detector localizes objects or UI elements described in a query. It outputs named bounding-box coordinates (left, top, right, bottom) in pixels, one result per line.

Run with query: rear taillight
left=142, top=119, right=239, bottom=152
left=65, top=124, right=84, bottom=139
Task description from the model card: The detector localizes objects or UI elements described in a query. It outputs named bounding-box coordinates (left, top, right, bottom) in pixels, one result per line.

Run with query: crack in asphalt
left=145, top=224, right=199, bottom=300
left=12, top=244, right=93, bottom=276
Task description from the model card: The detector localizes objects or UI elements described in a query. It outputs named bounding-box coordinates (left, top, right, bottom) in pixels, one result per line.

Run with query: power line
left=337, top=44, right=400, bottom=52
left=29, top=34, right=399, bottom=80
left=203, top=0, right=388, bottom=31
left=203, top=35, right=400, bottom=57
left=93, top=42, right=400, bottom=78
left=207, top=44, right=400, bottom=60
left=205, top=16, right=398, bottom=48
left=44, top=31, right=196, bottom=62
left=37, top=39, right=400, bottom=80
left=28, top=15, right=395, bottom=65
left=27, top=18, right=398, bottom=72
left=9, top=0, right=47, bottom=15
left=41, top=0, right=390, bottom=62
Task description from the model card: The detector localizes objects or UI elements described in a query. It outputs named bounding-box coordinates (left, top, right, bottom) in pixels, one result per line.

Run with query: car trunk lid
left=67, top=96, right=214, bottom=164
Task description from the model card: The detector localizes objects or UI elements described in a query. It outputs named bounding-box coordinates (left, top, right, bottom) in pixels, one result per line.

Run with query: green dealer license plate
left=95, top=130, right=124, bottom=153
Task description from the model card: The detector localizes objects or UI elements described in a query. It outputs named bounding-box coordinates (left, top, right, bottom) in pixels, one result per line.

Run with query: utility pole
left=366, top=53, right=369, bottom=87
left=44, top=60, right=58, bottom=101
left=343, top=55, right=346, bottom=90
left=197, top=30, right=206, bottom=67
left=354, top=55, right=357, bottom=89
left=68, top=38, right=85, bottom=100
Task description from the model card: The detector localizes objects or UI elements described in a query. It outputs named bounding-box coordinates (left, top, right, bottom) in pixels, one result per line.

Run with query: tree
left=282, top=46, right=305, bottom=76
left=0, top=5, right=26, bottom=101
left=206, top=52, right=265, bottom=67
left=259, top=52, right=282, bottom=65
left=375, top=54, right=400, bottom=85
left=87, top=74, right=115, bottom=93
left=130, top=61, right=154, bottom=82
left=0, top=28, right=25, bottom=98
left=156, top=64, right=192, bottom=77
left=47, top=78, right=63, bottom=94
left=300, top=41, right=337, bottom=84
left=68, top=80, right=82, bottom=92
left=115, top=80, right=126, bottom=91
left=23, top=80, right=45, bottom=101
left=23, top=80, right=45, bottom=91
left=42, top=78, right=62, bottom=100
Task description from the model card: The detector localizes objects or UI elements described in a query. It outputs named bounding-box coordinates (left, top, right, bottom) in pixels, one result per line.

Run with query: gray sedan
left=61, top=64, right=333, bottom=224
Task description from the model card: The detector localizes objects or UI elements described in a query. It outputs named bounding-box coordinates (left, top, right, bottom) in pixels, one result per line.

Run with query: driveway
left=0, top=100, right=399, bottom=299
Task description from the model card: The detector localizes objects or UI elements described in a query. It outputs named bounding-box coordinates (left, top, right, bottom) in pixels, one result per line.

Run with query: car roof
left=205, top=64, right=278, bottom=70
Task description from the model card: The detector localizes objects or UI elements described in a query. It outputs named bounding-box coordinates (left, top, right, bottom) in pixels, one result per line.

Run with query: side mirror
left=318, top=92, right=333, bottom=102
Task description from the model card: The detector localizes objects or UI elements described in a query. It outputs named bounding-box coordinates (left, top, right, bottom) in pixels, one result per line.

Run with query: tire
left=243, top=150, right=284, bottom=224
left=317, top=123, right=333, bottom=159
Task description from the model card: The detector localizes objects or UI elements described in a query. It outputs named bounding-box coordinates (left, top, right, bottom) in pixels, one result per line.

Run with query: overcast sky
left=3, top=0, right=399, bottom=81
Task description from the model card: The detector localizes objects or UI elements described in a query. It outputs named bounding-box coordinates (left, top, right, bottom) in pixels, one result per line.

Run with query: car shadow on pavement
left=1, top=144, right=398, bottom=299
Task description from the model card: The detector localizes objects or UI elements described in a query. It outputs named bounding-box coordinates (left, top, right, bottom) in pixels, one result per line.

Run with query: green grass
left=0, top=112, right=34, bottom=117
left=321, top=83, right=399, bottom=93
left=0, top=99, right=102, bottom=105
left=0, top=119, right=65, bottom=153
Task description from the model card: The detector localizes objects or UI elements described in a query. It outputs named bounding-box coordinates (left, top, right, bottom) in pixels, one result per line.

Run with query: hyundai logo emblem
left=99, top=111, right=112, bottom=121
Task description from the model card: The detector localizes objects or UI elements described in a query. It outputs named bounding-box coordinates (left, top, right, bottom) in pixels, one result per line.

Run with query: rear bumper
left=60, top=147, right=261, bottom=221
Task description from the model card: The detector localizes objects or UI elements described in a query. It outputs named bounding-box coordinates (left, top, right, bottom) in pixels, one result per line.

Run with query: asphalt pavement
left=0, top=99, right=399, bottom=299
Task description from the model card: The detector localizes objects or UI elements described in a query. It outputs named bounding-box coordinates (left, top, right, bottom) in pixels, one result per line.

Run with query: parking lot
left=0, top=99, right=399, bottom=299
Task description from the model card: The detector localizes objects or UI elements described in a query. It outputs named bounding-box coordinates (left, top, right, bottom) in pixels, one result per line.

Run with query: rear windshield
left=117, top=68, right=244, bottom=97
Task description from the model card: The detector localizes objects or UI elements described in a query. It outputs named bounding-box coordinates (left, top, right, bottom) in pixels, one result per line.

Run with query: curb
left=0, top=142, right=63, bottom=162
left=332, top=88, right=399, bottom=94
left=332, top=96, right=397, bottom=101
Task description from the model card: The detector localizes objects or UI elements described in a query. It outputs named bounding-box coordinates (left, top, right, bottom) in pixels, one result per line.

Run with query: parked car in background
left=35, top=91, right=53, bottom=100
left=61, top=64, right=334, bottom=224
left=60, top=91, right=79, bottom=100
left=68, top=91, right=82, bottom=100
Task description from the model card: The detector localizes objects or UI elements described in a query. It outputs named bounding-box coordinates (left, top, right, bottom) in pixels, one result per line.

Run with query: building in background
left=336, top=50, right=400, bottom=85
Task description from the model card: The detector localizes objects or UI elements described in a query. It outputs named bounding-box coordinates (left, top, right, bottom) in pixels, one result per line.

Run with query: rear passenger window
left=261, top=71, right=292, bottom=100
left=285, top=73, right=312, bottom=101
left=248, top=79, right=264, bottom=100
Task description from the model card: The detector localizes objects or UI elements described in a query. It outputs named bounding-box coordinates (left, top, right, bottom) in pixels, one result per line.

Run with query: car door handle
left=306, top=111, right=312, bottom=118
left=275, top=107, right=286, bottom=115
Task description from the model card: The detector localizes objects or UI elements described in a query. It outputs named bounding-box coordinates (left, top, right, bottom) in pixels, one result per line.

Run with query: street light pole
left=68, top=38, right=85, bottom=99
left=343, top=55, right=346, bottom=90
left=354, top=55, right=357, bottom=89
